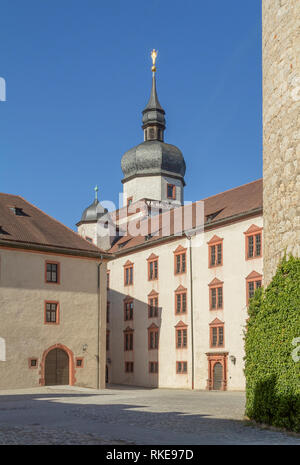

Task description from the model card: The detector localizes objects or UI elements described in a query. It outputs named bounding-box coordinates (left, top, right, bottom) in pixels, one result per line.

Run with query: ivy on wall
left=244, top=256, right=300, bottom=432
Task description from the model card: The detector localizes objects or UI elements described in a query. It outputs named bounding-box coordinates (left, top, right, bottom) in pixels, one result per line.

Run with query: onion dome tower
left=121, top=50, right=186, bottom=207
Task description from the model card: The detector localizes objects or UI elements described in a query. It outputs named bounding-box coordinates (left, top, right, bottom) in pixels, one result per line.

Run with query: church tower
left=121, top=50, right=186, bottom=207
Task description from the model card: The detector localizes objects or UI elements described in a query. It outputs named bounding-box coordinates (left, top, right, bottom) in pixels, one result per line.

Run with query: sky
left=0, top=0, right=262, bottom=230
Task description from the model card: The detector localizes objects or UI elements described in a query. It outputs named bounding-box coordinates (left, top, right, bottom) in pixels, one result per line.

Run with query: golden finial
left=151, top=49, right=158, bottom=72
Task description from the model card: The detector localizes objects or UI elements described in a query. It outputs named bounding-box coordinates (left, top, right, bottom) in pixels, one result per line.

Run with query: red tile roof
left=0, top=193, right=108, bottom=257
left=109, top=179, right=263, bottom=254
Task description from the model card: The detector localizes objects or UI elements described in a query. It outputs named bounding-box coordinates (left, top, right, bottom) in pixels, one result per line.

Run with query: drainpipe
left=97, top=258, right=103, bottom=390
left=185, top=234, right=195, bottom=390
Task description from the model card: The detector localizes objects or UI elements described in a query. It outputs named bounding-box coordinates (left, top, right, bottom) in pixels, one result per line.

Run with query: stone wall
left=262, top=0, right=300, bottom=284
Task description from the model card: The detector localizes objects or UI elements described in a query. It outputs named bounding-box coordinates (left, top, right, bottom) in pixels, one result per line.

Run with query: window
left=149, top=362, right=158, bottom=374
left=107, top=301, right=110, bottom=323
left=106, top=331, right=110, bottom=351
left=107, top=271, right=110, bottom=289
left=76, top=358, right=84, bottom=368
left=45, top=262, right=59, bottom=284
left=176, top=361, right=187, bottom=374
left=208, top=236, right=223, bottom=268
left=44, top=301, right=59, bottom=324
left=209, top=278, right=224, bottom=310
left=124, top=330, right=134, bottom=351
left=124, top=261, right=134, bottom=286
left=210, top=319, right=224, bottom=348
left=244, top=225, right=263, bottom=260
left=175, top=286, right=187, bottom=314
left=167, top=184, right=176, bottom=200
left=174, top=245, right=187, bottom=275
left=28, top=358, right=38, bottom=369
left=148, top=292, right=159, bottom=318
left=85, top=236, right=93, bottom=243
left=175, top=323, right=188, bottom=349
left=148, top=325, right=159, bottom=350
left=148, top=254, right=158, bottom=281
left=246, top=271, right=263, bottom=305
left=125, top=362, right=134, bottom=373
left=124, top=299, right=134, bottom=321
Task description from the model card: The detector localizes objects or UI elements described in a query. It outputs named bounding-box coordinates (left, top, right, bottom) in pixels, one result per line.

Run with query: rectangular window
left=45, top=262, right=59, bottom=283
left=176, top=361, right=187, bottom=374
left=176, top=328, right=187, bottom=349
left=247, top=279, right=262, bottom=304
left=76, top=358, right=84, bottom=368
left=175, top=291, right=187, bottom=314
left=210, top=325, right=224, bottom=348
left=125, top=362, right=134, bottom=373
left=45, top=302, right=59, bottom=324
left=124, top=332, right=133, bottom=351
left=148, top=296, right=158, bottom=318
left=246, top=232, right=262, bottom=259
left=210, top=286, right=223, bottom=310
left=148, top=259, right=158, bottom=280
left=149, top=329, right=159, bottom=350
left=28, top=358, right=38, bottom=368
left=124, top=300, right=133, bottom=321
left=175, top=252, right=186, bottom=274
left=124, top=265, right=133, bottom=285
left=149, top=361, right=158, bottom=373
left=209, top=242, right=223, bottom=267
left=167, top=184, right=176, bottom=200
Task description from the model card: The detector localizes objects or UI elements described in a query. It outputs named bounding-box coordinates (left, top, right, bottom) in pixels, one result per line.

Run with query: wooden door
left=213, top=362, right=223, bottom=390
left=45, top=348, right=69, bottom=385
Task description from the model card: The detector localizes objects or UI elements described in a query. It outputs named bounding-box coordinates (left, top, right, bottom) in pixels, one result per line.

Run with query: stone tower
left=262, top=0, right=300, bottom=284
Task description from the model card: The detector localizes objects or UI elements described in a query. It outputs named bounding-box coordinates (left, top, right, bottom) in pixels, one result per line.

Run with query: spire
left=142, top=49, right=166, bottom=142
left=94, top=185, right=99, bottom=201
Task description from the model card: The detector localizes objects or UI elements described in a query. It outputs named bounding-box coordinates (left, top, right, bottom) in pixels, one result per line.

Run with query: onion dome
left=80, top=186, right=108, bottom=222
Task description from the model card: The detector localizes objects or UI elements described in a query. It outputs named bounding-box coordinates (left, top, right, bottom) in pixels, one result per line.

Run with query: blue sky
left=0, top=0, right=262, bottom=229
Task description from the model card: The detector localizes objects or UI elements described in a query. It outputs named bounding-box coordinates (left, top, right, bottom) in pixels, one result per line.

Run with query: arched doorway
left=45, top=348, right=69, bottom=386
left=213, top=362, right=223, bottom=390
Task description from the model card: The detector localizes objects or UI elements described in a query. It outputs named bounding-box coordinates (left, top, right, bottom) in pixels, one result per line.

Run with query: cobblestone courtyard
left=0, top=385, right=299, bottom=445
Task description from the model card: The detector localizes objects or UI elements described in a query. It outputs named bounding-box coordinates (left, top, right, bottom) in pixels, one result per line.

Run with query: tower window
left=167, top=184, right=176, bottom=200
left=148, top=128, right=155, bottom=139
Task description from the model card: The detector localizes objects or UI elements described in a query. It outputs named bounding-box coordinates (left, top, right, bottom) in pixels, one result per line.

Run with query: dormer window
left=10, top=207, right=26, bottom=216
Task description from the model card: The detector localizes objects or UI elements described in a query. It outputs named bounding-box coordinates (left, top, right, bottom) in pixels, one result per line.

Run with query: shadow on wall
left=250, top=375, right=300, bottom=433
left=107, top=288, right=164, bottom=388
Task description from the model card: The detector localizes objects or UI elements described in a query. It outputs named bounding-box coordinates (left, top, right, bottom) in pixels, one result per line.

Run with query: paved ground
left=0, top=385, right=299, bottom=445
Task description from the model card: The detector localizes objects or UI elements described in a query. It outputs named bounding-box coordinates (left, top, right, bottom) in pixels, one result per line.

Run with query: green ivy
left=244, top=256, right=300, bottom=432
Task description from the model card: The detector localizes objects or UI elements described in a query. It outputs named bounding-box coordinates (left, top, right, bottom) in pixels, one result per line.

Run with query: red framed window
left=28, top=358, right=38, bottom=369
left=175, top=286, right=187, bottom=314
left=174, top=245, right=187, bottom=275
left=175, top=323, right=188, bottom=349
left=125, top=362, right=134, bottom=373
left=44, top=301, right=59, bottom=324
left=76, top=357, right=84, bottom=368
left=176, top=361, right=187, bottom=374
left=124, top=299, right=134, bottom=321
left=148, top=292, right=159, bottom=318
left=246, top=271, right=263, bottom=305
left=149, top=361, right=158, bottom=373
left=148, top=325, right=159, bottom=350
left=210, top=319, right=224, bottom=348
left=45, top=261, right=60, bottom=284
left=167, top=184, right=176, bottom=200
left=208, top=278, right=224, bottom=310
left=124, top=261, right=134, bottom=286
left=148, top=254, right=158, bottom=281
left=244, top=225, right=263, bottom=260
left=124, top=330, right=134, bottom=351
left=207, top=236, right=223, bottom=268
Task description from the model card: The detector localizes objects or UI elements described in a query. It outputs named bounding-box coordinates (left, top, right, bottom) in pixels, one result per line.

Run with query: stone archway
left=40, top=344, right=75, bottom=386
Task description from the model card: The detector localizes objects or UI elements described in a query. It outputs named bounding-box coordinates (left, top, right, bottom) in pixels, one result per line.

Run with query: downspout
left=186, top=234, right=195, bottom=390
left=97, top=258, right=103, bottom=390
